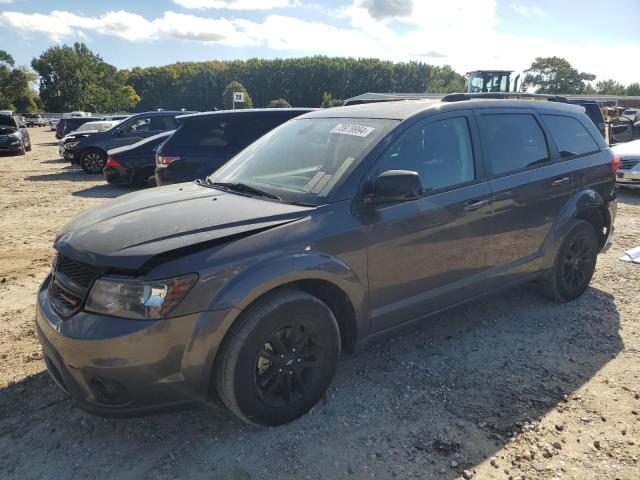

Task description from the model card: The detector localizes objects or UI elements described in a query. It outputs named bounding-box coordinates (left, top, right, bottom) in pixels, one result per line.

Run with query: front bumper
left=36, top=275, right=231, bottom=417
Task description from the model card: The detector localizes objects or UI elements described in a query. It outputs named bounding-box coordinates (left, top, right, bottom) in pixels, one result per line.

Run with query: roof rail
left=441, top=92, right=568, bottom=103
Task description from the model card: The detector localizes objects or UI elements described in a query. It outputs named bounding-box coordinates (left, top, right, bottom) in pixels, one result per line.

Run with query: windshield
left=76, top=121, right=115, bottom=132
left=207, top=117, right=397, bottom=205
left=0, top=115, right=18, bottom=128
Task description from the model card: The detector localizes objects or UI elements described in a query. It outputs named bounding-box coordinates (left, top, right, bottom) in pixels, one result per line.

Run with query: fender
left=540, top=188, right=610, bottom=270
left=181, top=251, right=369, bottom=391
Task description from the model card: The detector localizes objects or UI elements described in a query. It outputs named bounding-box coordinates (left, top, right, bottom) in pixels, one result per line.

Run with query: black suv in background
left=65, top=111, right=192, bottom=174
left=104, top=130, right=173, bottom=187
left=56, top=117, right=103, bottom=139
left=155, top=108, right=314, bottom=185
left=36, top=96, right=616, bottom=426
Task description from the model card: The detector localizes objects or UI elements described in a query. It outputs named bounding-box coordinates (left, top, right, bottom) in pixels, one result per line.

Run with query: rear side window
left=542, top=115, right=599, bottom=158
left=230, top=115, right=290, bottom=148
left=169, top=119, right=229, bottom=148
left=479, top=113, right=549, bottom=176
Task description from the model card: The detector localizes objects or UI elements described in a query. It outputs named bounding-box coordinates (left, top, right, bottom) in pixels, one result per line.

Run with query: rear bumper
left=36, top=275, right=232, bottom=417
left=104, top=165, right=133, bottom=186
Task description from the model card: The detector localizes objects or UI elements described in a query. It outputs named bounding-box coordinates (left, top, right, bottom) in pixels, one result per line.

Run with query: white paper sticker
left=330, top=123, right=375, bottom=137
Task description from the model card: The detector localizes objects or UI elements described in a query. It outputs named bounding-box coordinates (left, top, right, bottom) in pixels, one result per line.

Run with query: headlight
left=65, top=141, right=80, bottom=149
left=85, top=274, right=198, bottom=320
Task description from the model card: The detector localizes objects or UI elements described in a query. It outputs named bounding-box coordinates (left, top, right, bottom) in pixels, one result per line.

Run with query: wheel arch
left=542, top=188, right=613, bottom=269
left=184, top=252, right=369, bottom=393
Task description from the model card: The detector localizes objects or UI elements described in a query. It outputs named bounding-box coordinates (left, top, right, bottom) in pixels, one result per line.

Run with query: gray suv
left=36, top=95, right=617, bottom=426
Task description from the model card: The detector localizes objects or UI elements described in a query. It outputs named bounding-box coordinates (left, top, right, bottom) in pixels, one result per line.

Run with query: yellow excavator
left=466, top=70, right=522, bottom=93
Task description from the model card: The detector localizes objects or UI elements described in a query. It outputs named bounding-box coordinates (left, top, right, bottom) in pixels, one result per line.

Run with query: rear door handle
left=462, top=199, right=489, bottom=211
left=551, top=177, right=570, bottom=186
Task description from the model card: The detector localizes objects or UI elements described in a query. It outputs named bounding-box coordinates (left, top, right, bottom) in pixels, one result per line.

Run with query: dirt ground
left=0, top=127, right=638, bottom=480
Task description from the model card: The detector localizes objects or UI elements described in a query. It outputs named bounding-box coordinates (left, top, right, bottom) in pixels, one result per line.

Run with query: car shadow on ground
left=617, top=188, right=640, bottom=206
left=72, top=184, right=131, bottom=199
left=0, top=285, right=621, bottom=479
left=40, top=158, right=68, bottom=164
left=36, top=142, right=59, bottom=147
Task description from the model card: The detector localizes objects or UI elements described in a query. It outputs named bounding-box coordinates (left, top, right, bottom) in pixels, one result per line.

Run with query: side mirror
left=364, top=169, right=423, bottom=206
left=19, top=124, right=27, bottom=129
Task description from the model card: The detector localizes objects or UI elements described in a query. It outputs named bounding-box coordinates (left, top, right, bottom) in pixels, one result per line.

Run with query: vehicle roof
left=177, top=108, right=316, bottom=121
left=134, top=110, right=196, bottom=117
left=301, top=98, right=585, bottom=121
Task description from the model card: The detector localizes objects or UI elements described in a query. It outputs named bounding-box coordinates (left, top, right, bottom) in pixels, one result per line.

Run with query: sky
left=1, top=0, right=639, bottom=85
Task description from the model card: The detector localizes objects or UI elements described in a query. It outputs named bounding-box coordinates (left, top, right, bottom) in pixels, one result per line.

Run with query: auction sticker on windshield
left=330, top=123, right=375, bottom=137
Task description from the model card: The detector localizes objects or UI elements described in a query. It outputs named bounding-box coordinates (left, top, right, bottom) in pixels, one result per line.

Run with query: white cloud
left=511, top=4, right=547, bottom=17
left=172, top=0, right=294, bottom=10
left=0, top=0, right=15, bottom=4
left=0, top=5, right=638, bottom=85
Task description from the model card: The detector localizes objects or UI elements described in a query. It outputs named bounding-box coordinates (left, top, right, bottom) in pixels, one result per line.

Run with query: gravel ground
left=1, top=128, right=639, bottom=480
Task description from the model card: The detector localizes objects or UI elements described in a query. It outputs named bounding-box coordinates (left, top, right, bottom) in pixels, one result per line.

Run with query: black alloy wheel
left=542, top=220, right=598, bottom=302
left=215, top=288, right=341, bottom=426
left=80, top=150, right=107, bottom=174
left=255, top=319, right=328, bottom=407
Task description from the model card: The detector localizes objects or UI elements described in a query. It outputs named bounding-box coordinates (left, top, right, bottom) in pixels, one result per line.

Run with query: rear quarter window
left=541, top=114, right=599, bottom=158
left=169, top=119, right=229, bottom=148
left=478, top=113, right=549, bottom=176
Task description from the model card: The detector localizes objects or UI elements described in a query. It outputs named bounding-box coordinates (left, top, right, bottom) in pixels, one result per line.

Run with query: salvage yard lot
left=1, top=128, right=639, bottom=480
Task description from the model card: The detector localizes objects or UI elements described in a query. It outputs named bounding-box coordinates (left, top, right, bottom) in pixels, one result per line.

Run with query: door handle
left=462, top=199, right=488, bottom=211
left=551, top=177, right=570, bottom=186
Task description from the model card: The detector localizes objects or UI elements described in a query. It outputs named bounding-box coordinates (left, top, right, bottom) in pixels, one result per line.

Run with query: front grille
left=49, top=254, right=99, bottom=317
left=620, top=159, right=639, bottom=170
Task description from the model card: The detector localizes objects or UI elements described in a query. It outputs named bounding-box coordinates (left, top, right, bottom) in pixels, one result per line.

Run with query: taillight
left=612, top=154, right=620, bottom=173
left=106, top=156, right=121, bottom=167
left=156, top=155, right=180, bottom=166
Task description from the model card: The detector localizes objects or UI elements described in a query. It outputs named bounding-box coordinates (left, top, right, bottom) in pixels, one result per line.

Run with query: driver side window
left=376, top=117, right=475, bottom=193
left=121, top=117, right=151, bottom=134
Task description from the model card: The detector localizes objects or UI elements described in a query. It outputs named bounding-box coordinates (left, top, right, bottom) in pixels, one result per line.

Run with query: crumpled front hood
left=55, top=182, right=314, bottom=270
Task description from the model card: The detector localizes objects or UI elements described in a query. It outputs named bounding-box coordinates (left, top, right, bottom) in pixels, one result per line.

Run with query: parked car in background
left=56, top=117, right=103, bottom=139
left=24, top=113, right=48, bottom=127
left=37, top=96, right=616, bottom=425
left=104, top=130, right=173, bottom=187
left=64, top=111, right=191, bottom=174
left=0, top=113, right=31, bottom=154
left=622, top=109, right=639, bottom=123
left=612, top=139, right=640, bottom=189
left=59, top=120, right=121, bottom=160
left=50, top=118, right=60, bottom=131
left=102, top=115, right=130, bottom=121
left=567, top=100, right=606, bottom=138
left=155, top=108, right=314, bottom=186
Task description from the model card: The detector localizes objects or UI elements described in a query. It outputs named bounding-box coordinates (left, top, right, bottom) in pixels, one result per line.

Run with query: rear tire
left=214, top=287, right=341, bottom=426
left=80, top=149, right=107, bottom=174
left=541, top=220, right=598, bottom=302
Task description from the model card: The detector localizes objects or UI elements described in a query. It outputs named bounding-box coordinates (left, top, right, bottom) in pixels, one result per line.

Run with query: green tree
left=523, top=57, right=595, bottom=94
left=320, top=92, right=343, bottom=108
left=0, top=50, right=38, bottom=112
left=267, top=98, right=291, bottom=108
left=31, top=42, right=139, bottom=112
left=596, top=79, right=627, bottom=95
left=427, top=65, right=466, bottom=93
left=627, top=83, right=640, bottom=96
left=223, top=80, right=253, bottom=109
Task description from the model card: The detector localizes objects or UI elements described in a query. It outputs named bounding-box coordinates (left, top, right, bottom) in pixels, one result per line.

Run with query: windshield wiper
left=200, top=178, right=281, bottom=201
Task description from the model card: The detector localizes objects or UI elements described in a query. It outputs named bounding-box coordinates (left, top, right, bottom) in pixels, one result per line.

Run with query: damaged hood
left=55, top=182, right=314, bottom=270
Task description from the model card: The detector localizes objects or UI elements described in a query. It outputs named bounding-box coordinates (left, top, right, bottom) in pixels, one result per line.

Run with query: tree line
left=1, top=43, right=638, bottom=113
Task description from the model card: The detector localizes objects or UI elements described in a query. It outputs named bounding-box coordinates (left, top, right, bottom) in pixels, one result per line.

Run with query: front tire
left=541, top=220, right=598, bottom=302
left=214, top=288, right=341, bottom=426
left=80, top=149, right=107, bottom=174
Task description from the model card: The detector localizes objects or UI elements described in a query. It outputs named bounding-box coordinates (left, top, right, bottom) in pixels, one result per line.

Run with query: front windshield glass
left=208, top=117, right=397, bottom=205
left=0, top=115, right=17, bottom=128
